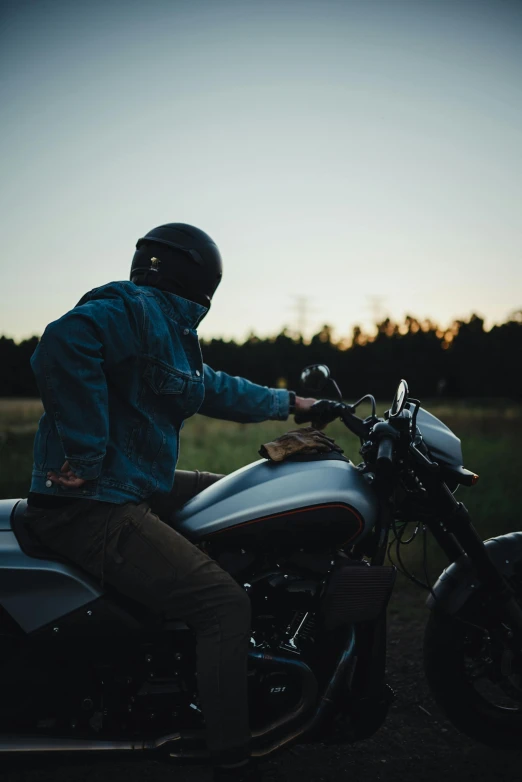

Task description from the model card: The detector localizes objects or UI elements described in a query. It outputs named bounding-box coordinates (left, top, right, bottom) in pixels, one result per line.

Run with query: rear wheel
left=424, top=601, right=522, bottom=748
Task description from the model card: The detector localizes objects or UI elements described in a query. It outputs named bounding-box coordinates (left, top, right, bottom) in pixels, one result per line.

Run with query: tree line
left=1, top=312, right=521, bottom=400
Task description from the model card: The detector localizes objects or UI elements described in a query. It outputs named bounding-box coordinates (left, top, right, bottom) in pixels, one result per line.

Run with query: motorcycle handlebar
left=294, top=400, right=369, bottom=439
left=294, top=399, right=344, bottom=427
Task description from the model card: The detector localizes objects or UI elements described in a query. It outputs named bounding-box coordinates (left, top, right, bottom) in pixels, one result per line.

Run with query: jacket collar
left=148, top=287, right=208, bottom=329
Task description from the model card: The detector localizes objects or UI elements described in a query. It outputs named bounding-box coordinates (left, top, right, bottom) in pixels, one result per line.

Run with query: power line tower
left=292, top=295, right=317, bottom=340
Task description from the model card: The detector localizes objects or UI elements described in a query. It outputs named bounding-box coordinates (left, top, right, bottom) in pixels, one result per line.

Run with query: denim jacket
left=30, top=281, right=290, bottom=503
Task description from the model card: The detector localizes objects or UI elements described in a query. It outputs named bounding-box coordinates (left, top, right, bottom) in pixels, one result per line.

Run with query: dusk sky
left=1, top=0, right=521, bottom=343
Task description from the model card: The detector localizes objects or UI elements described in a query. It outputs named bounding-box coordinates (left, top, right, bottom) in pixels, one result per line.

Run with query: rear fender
left=426, top=532, right=522, bottom=615
left=0, top=499, right=103, bottom=633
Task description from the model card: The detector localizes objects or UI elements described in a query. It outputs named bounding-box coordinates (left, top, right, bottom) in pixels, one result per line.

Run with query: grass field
left=1, top=398, right=521, bottom=580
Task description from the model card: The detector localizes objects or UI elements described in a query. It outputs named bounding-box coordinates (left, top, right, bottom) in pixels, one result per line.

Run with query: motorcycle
left=1, top=365, right=522, bottom=763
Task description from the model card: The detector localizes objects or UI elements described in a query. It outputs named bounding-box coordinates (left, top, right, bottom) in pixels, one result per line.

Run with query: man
left=24, top=223, right=317, bottom=782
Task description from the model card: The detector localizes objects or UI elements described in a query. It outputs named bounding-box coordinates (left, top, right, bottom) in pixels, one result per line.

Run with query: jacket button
left=195, top=370, right=201, bottom=377
left=183, top=328, right=189, bottom=335
left=45, top=479, right=53, bottom=488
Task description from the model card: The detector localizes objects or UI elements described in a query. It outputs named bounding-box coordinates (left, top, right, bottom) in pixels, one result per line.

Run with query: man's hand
left=294, top=396, right=327, bottom=430
left=294, top=398, right=345, bottom=429
left=294, top=396, right=317, bottom=417
left=47, top=461, right=86, bottom=489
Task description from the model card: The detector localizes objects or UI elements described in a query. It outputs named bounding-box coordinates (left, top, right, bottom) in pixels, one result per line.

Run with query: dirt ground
left=2, top=586, right=522, bottom=782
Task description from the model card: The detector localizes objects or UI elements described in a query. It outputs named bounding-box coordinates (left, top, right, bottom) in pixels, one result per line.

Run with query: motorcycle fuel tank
left=175, top=456, right=378, bottom=549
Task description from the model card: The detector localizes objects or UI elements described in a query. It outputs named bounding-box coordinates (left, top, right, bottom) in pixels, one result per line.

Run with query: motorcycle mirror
left=300, top=364, right=330, bottom=395
left=390, top=379, right=409, bottom=417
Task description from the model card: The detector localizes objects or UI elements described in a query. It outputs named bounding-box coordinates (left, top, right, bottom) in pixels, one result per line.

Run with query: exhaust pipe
left=0, top=733, right=182, bottom=753
left=0, top=628, right=355, bottom=760
left=167, top=627, right=356, bottom=759
left=167, top=626, right=357, bottom=759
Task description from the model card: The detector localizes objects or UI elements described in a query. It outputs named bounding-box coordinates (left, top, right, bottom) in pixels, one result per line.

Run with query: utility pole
left=292, top=295, right=315, bottom=339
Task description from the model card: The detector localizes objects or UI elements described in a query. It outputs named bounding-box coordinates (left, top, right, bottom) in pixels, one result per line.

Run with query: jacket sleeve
left=199, top=364, right=290, bottom=423
left=31, top=297, right=140, bottom=480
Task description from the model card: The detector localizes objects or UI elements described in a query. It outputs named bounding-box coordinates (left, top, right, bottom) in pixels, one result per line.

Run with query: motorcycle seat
left=12, top=499, right=73, bottom=565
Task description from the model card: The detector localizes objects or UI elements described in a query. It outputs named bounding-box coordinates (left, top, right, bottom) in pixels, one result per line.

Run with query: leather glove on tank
left=259, top=427, right=344, bottom=462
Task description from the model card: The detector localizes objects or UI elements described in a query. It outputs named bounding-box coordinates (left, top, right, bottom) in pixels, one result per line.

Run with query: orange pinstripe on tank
left=208, top=502, right=365, bottom=544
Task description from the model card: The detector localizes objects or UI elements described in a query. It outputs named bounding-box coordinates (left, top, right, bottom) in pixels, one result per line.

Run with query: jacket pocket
left=143, top=362, right=186, bottom=395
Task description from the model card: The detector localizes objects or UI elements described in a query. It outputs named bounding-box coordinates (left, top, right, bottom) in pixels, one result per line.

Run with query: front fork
left=426, top=478, right=522, bottom=641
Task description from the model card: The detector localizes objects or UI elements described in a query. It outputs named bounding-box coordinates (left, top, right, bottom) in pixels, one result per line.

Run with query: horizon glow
left=1, top=0, right=521, bottom=344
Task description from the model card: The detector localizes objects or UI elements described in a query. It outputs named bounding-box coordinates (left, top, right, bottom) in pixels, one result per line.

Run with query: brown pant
left=24, top=470, right=252, bottom=763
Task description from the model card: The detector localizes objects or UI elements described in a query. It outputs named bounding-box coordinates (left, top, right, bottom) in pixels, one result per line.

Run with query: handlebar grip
left=376, top=436, right=394, bottom=468
left=294, top=399, right=341, bottom=427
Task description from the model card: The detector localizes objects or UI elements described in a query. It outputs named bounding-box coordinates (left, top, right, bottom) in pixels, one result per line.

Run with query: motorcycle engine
left=248, top=572, right=318, bottom=655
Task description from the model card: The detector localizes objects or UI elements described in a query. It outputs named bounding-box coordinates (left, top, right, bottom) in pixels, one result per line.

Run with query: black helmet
left=130, top=223, right=223, bottom=307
